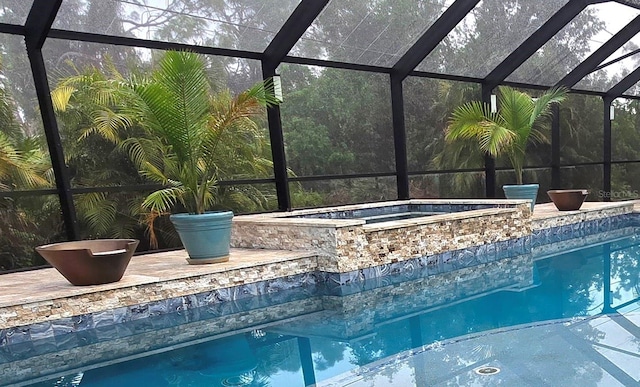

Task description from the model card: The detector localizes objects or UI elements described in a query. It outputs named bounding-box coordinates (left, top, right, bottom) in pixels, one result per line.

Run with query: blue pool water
left=10, top=233, right=640, bottom=386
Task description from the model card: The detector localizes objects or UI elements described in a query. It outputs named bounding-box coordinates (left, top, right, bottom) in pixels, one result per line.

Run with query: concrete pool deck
left=0, top=200, right=637, bottom=331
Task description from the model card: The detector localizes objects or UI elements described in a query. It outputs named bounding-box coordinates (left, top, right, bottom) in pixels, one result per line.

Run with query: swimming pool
left=7, top=228, right=640, bottom=386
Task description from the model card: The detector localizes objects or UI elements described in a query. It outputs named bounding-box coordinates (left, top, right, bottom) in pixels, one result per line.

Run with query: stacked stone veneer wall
left=233, top=201, right=532, bottom=274
left=531, top=202, right=633, bottom=231
left=0, top=254, right=318, bottom=330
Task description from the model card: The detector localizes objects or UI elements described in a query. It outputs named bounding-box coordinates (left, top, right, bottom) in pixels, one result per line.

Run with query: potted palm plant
left=61, top=51, right=280, bottom=264
left=445, top=86, right=567, bottom=211
left=129, top=51, right=279, bottom=264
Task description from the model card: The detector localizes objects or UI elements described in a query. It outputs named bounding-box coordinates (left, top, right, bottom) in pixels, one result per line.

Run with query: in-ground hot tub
left=232, top=199, right=532, bottom=279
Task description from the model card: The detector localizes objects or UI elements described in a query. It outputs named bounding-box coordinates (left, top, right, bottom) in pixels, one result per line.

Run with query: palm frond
left=141, top=185, right=185, bottom=214
left=530, top=86, right=568, bottom=126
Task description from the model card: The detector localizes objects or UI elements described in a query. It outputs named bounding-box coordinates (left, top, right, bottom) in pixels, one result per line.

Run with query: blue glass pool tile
left=475, top=244, right=489, bottom=263
left=442, top=250, right=457, bottom=272
left=427, top=253, right=444, bottom=275
left=0, top=347, right=10, bottom=363
left=488, top=243, right=500, bottom=262
left=195, top=290, right=217, bottom=306
left=343, top=270, right=365, bottom=285
left=0, top=329, right=6, bottom=346
left=2, top=340, right=34, bottom=360
left=389, top=261, right=404, bottom=275
left=523, top=236, right=532, bottom=249
left=414, top=204, right=433, bottom=213
left=112, top=322, right=135, bottom=338
left=531, top=229, right=542, bottom=241
left=217, top=287, right=240, bottom=303
left=31, top=337, right=58, bottom=356
left=510, top=238, right=525, bottom=255
left=166, top=295, right=186, bottom=311
left=238, top=282, right=262, bottom=297
left=128, top=304, right=150, bottom=321
left=94, top=324, right=119, bottom=341
left=532, top=230, right=543, bottom=246
left=77, top=314, right=94, bottom=331
left=5, top=327, right=30, bottom=345
left=372, top=264, right=392, bottom=279
left=495, top=241, right=513, bottom=261
left=92, top=310, right=116, bottom=327
left=53, top=330, right=79, bottom=350
left=28, top=321, right=53, bottom=341
left=184, top=294, right=201, bottom=309
left=111, top=306, right=130, bottom=324
left=457, top=247, right=477, bottom=269
left=74, top=329, right=99, bottom=346
left=148, top=299, right=169, bottom=316
left=51, top=318, right=75, bottom=336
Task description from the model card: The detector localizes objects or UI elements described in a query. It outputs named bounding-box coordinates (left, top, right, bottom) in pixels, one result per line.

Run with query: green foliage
left=53, top=51, right=279, bottom=246
left=120, top=52, right=279, bottom=216
left=445, top=86, right=567, bottom=185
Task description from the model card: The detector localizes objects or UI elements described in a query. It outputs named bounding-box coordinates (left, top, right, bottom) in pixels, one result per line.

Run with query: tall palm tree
left=445, top=86, right=567, bottom=185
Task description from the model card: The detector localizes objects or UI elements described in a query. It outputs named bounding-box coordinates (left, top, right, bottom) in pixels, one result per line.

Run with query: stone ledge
left=0, top=248, right=318, bottom=329
left=531, top=202, right=633, bottom=230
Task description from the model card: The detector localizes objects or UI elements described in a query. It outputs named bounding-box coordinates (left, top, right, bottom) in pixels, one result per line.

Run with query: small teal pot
left=503, top=184, right=539, bottom=212
left=170, top=211, right=233, bottom=265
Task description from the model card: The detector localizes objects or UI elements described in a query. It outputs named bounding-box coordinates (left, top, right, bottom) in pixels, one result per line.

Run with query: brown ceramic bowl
left=35, top=239, right=139, bottom=286
left=547, top=189, right=589, bottom=211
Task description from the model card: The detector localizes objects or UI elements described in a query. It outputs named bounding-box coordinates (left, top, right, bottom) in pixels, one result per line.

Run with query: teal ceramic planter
left=170, top=211, right=234, bottom=264
left=503, top=183, right=539, bottom=212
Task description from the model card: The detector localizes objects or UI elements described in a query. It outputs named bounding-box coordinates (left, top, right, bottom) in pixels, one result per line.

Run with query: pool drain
left=474, top=366, right=501, bottom=376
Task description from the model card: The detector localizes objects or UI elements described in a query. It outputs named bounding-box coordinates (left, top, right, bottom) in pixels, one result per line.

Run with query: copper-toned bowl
left=35, top=239, right=139, bottom=286
left=547, top=189, right=589, bottom=211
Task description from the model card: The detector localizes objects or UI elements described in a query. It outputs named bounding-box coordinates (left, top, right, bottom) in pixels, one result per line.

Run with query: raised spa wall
left=232, top=199, right=533, bottom=274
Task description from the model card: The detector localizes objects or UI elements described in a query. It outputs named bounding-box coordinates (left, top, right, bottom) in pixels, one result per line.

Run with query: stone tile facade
left=531, top=202, right=633, bottom=230
left=0, top=252, right=318, bottom=330
left=233, top=200, right=532, bottom=273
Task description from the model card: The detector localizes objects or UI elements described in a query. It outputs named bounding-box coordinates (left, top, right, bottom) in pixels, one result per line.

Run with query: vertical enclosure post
left=603, top=97, right=613, bottom=202
left=391, top=74, right=409, bottom=199
left=551, top=105, right=561, bottom=188
left=482, top=84, right=496, bottom=198
left=262, top=63, right=291, bottom=211
left=25, top=0, right=79, bottom=240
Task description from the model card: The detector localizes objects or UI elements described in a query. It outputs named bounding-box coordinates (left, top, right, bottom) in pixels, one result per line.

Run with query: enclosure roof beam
left=262, top=0, right=330, bottom=67
left=613, top=0, right=640, bottom=10
left=48, top=29, right=263, bottom=60
left=24, top=0, right=62, bottom=50
left=392, top=0, right=480, bottom=80
left=484, top=0, right=592, bottom=88
left=557, top=14, right=640, bottom=88
left=0, top=23, right=25, bottom=35
left=607, top=66, right=640, bottom=97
